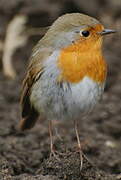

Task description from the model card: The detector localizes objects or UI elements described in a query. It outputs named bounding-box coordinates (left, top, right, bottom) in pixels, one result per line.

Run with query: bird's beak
left=100, top=29, right=116, bottom=35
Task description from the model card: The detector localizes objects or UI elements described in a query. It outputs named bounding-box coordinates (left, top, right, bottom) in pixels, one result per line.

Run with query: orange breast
left=57, top=41, right=107, bottom=83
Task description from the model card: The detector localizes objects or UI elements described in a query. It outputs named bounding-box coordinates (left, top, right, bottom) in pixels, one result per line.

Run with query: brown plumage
left=20, top=49, right=52, bottom=130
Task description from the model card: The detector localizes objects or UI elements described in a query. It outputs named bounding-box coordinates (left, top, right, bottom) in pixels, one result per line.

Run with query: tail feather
left=19, top=110, right=39, bottom=131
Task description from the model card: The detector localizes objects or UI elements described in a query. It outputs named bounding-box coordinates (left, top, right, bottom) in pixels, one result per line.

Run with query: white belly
left=30, top=75, right=105, bottom=121
left=66, top=77, right=104, bottom=116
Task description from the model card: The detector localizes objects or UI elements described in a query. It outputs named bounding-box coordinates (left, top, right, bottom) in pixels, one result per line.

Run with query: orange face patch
left=57, top=25, right=107, bottom=83
left=89, top=24, right=104, bottom=34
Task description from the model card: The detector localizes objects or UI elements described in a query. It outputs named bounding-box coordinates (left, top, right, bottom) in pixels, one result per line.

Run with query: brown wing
left=19, top=48, right=52, bottom=130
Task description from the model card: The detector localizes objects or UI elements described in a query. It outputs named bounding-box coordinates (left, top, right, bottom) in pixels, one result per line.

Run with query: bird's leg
left=49, top=120, right=56, bottom=156
left=74, top=120, right=94, bottom=170
left=74, top=120, right=83, bottom=171
left=49, top=120, right=60, bottom=160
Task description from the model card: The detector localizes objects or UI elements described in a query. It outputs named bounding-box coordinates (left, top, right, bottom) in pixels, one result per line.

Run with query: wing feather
left=19, top=48, right=52, bottom=130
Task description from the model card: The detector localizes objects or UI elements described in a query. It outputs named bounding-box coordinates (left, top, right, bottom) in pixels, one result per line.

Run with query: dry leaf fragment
left=2, top=15, right=28, bottom=79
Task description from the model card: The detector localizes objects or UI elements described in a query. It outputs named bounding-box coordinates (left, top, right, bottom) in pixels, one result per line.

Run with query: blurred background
left=0, top=0, right=121, bottom=179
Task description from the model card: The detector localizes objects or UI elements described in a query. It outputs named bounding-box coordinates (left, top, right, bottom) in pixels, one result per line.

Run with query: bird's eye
left=81, top=30, right=90, bottom=37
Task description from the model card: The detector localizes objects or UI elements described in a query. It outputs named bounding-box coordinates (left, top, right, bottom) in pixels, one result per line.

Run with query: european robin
left=19, top=13, right=115, bottom=168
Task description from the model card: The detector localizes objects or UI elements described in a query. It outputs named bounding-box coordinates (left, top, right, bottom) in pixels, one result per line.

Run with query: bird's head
left=43, top=13, right=115, bottom=51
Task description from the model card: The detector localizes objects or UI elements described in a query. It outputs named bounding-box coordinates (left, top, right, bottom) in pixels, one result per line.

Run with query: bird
left=19, top=13, right=115, bottom=169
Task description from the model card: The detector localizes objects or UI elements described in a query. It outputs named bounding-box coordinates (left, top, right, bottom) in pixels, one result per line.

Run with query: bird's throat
left=57, top=43, right=107, bottom=83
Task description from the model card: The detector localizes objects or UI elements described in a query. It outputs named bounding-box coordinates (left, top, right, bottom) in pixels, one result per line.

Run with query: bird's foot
left=49, top=147, right=62, bottom=161
left=75, top=148, right=94, bottom=171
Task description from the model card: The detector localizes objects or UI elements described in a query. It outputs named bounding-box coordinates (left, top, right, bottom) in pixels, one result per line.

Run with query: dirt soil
left=0, top=0, right=121, bottom=179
